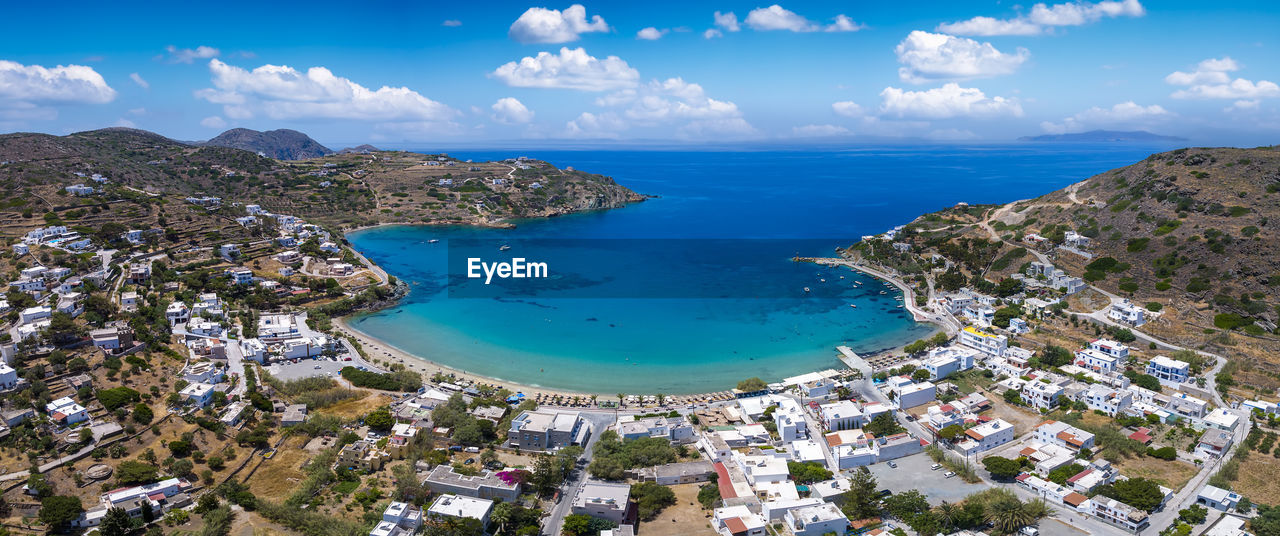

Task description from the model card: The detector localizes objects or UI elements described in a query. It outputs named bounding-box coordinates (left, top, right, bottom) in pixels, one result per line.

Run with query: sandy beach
left=333, top=315, right=614, bottom=399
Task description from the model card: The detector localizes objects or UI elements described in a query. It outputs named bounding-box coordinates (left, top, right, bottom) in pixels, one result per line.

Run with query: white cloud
left=744, top=5, right=860, bottom=33
left=196, top=59, right=457, bottom=122
left=491, top=97, right=535, bottom=124
left=703, top=29, right=723, bottom=39
left=895, top=31, right=1029, bottom=84
left=936, top=17, right=1041, bottom=37
left=128, top=107, right=146, bottom=115
left=490, top=47, right=639, bottom=91
left=200, top=116, right=227, bottom=129
left=113, top=118, right=136, bottom=128
left=442, top=19, right=462, bottom=27
left=879, top=83, right=1022, bottom=119
left=1165, top=57, right=1280, bottom=100
left=130, top=73, right=149, bottom=89
left=166, top=45, right=220, bottom=64
left=832, top=101, right=864, bottom=118
left=637, top=27, right=667, bottom=40
left=564, top=111, right=627, bottom=138
left=1225, top=100, right=1260, bottom=112
left=1039, top=101, right=1170, bottom=133
left=790, top=124, right=850, bottom=137
left=508, top=4, right=610, bottom=44
left=571, top=77, right=756, bottom=139
left=0, top=60, right=117, bottom=111
left=938, top=0, right=1144, bottom=36
left=713, top=11, right=740, bottom=32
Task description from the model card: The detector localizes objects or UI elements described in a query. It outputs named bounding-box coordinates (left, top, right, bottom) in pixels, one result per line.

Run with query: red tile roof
left=724, top=517, right=748, bottom=535
left=713, top=462, right=737, bottom=499
left=1066, top=468, right=1093, bottom=483
left=1064, top=492, right=1089, bottom=506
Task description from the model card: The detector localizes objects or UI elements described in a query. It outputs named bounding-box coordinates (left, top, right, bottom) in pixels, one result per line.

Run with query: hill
left=851, top=144, right=1280, bottom=383
left=1019, top=130, right=1187, bottom=143
left=0, top=127, right=645, bottom=244
left=202, top=128, right=332, bottom=160
left=338, top=144, right=380, bottom=154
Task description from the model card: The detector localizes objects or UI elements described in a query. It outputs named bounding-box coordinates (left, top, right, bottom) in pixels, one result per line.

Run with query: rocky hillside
left=1002, top=146, right=1279, bottom=326
left=202, top=128, right=332, bottom=160
left=0, top=128, right=646, bottom=240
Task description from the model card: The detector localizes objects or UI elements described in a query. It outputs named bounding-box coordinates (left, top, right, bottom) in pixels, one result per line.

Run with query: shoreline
left=331, top=262, right=943, bottom=399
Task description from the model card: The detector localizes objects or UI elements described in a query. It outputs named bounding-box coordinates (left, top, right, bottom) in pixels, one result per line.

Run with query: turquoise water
left=346, top=144, right=1176, bottom=393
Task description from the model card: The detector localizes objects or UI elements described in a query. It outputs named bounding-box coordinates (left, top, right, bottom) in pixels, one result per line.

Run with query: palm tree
left=490, top=502, right=513, bottom=536
left=935, top=501, right=959, bottom=532
left=984, top=496, right=1035, bottom=534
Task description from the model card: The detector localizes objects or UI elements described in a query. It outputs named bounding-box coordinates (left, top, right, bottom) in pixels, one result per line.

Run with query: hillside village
left=0, top=140, right=1276, bottom=536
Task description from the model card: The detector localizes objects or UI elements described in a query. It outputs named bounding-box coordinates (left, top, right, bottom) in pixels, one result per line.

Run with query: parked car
left=1019, top=527, right=1039, bottom=536
left=887, top=461, right=897, bottom=468
left=931, top=463, right=942, bottom=471
left=464, top=458, right=475, bottom=465
left=448, top=446, right=464, bottom=451
left=944, top=471, right=957, bottom=478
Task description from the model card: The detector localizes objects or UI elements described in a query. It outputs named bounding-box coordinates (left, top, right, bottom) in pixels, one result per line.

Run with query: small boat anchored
left=428, top=239, right=439, bottom=244
left=499, top=244, right=511, bottom=251
left=803, top=287, right=811, bottom=293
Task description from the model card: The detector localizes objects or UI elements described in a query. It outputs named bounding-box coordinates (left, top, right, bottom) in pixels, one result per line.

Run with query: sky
left=1, top=0, right=1278, bottom=148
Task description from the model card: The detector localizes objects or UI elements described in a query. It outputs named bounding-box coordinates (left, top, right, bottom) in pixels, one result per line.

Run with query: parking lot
left=267, top=357, right=352, bottom=382
left=862, top=452, right=988, bottom=504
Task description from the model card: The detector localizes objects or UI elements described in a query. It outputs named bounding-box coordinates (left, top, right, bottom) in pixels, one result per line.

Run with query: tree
left=883, top=490, right=930, bottom=520
left=1124, top=371, right=1162, bottom=392
left=193, top=493, right=220, bottom=514
left=697, top=482, right=721, bottom=509
left=1040, top=345, right=1073, bottom=367
left=116, top=460, right=161, bottom=485
left=938, top=425, right=965, bottom=442
left=631, top=482, right=676, bottom=520
left=911, top=368, right=932, bottom=383
left=863, top=413, right=904, bottom=437
left=787, top=461, right=833, bottom=484
left=1179, top=504, right=1208, bottom=525
left=39, top=496, right=84, bottom=532
left=984, top=494, right=1035, bottom=534
left=736, top=377, right=767, bottom=392
left=1047, top=463, right=1085, bottom=485
left=26, top=474, right=53, bottom=499
left=561, top=514, right=593, bottom=536
left=982, top=456, right=1023, bottom=480
left=100, top=507, right=134, bottom=536
left=841, top=469, right=880, bottom=520
left=1003, top=389, right=1023, bottom=405
left=132, top=403, right=154, bottom=425
left=364, top=407, right=394, bottom=432
left=1095, top=477, right=1164, bottom=512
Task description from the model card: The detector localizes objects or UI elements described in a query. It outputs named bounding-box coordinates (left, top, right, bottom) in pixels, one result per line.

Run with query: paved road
left=542, top=412, right=616, bottom=536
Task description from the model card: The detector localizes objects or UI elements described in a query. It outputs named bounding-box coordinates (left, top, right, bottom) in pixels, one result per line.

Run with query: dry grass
left=245, top=434, right=312, bottom=502
left=1113, top=456, right=1199, bottom=491
left=315, top=390, right=392, bottom=419
left=1232, top=454, right=1280, bottom=506
left=638, top=483, right=718, bottom=536
left=985, top=395, right=1045, bottom=436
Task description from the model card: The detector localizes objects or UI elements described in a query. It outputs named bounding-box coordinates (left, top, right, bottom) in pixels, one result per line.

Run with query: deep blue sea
left=346, top=144, right=1176, bottom=394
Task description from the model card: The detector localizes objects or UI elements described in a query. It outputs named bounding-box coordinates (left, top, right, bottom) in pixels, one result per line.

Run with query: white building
left=819, top=400, right=863, bottom=432
left=1196, top=429, right=1234, bottom=459
left=240, top=338, right=267, bottom=363
left=1109, top=300, right=1147, bottom=327
left=959, top=327, right=1007, bottom=357
left=1033, top=420, right=1096, bottom=452
left=180, top=383, right=216, bottom=408
left=1204, top=408, right=1240, bottom=432
left=773, top=399, right=809, bottom=442
left=1022, top=381, right=1064, bottom=410
left=0, top=363, right=18, bottom=390
left=46, top=397, right=90, bottom=425
left=1075, top=348, right=1118, bottom=373
left=956, top=419, right=1015, bottom=455
left=784, top=503, right=849, bottom=536
left=1147, top=355, right=1191, bottom=384
left=165, top=302, right=190, bottom=325
left=571, top=480, right=630, bottom=524
left=1196, top=485, right=1242, bottom=512
left=713, top=505, right=767, bottom=536
left=228, top=268, right=254, bottom=285
left=1089, top=339, right=1130, bottom=362
left=20, top=306, right=51, bottom=324
left=426, top=494, right=489, bottom=526
left=1080, top=386, right=1132, bottom=417
left=616, top=415, right=695, bottom=442
left=921, top=346, right=978, bottom=380
left=897, top=381, right=937, bottom=409
left=219, top=243, right=240, bottom=260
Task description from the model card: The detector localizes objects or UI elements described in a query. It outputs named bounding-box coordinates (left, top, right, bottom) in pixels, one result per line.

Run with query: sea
left=345, top=143, right=1176, bottom=394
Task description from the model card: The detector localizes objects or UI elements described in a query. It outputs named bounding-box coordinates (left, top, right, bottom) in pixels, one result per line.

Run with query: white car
left=944, top=471, right=957, bottom=478
left=930, top=463, right=942, bottom=471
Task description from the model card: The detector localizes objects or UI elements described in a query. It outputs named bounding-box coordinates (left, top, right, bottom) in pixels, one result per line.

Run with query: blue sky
left=0, top=0, right=1277, bottom=147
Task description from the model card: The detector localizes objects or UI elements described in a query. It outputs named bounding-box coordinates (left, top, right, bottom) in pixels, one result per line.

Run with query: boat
left=820, top=279, right=826, bottom=283
left=849, top=304, right=857, bottom=308
left=428, top=239, right=439, bottom=244
left=499, top=244, right=511, bottom=251
left=896, top=304, right=903, bottom=308
left=879, top=291, right=886, bottom=295
left=804, top=287, right=811, bottom=293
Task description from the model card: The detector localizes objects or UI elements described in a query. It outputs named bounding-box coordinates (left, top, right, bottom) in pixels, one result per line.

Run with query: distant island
left=1018, top=130, right=1187, bottom=142
left=201, top=128, right=334, bottom=160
